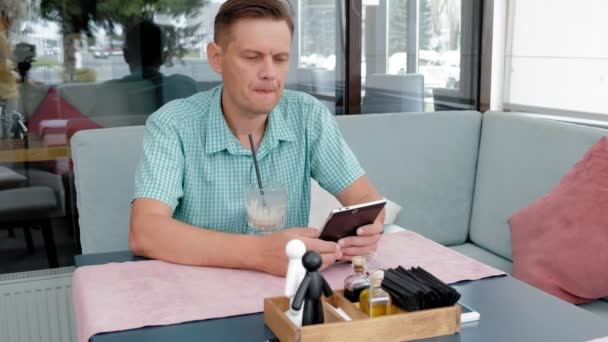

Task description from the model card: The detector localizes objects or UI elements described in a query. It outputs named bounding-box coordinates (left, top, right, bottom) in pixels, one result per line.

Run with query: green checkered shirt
left=134, top=85, right=364, bottom=234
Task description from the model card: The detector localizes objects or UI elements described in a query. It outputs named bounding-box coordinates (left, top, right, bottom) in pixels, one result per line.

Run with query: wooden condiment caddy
left=264, top=290, right=460, bottom=342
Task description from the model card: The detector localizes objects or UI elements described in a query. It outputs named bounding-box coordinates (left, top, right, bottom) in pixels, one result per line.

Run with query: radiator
left=0, top=267, right=76, bottom=342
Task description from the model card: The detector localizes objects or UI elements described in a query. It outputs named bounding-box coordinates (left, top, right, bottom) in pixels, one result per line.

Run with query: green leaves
left=40, top=0, right=209, bottom=65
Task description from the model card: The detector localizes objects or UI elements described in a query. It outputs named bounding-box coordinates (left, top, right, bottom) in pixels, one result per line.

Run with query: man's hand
left=256, top=228, right=341, bottom=277
left=337, top=222, right=383, bottom=261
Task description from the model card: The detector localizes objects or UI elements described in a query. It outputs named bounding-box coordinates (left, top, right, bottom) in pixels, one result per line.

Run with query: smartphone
left=459, top=303, right=480, bottom=323
left=317, top=199, right=387, bottom=242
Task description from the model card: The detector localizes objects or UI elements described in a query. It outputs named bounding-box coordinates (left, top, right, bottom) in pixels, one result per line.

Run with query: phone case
left=318, top=201, right=386, bottom=242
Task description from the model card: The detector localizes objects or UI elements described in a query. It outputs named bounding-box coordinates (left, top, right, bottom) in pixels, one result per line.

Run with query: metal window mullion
left=344, top=0, right=362, bottom=114
left=406, top=0, right=419, bottom=73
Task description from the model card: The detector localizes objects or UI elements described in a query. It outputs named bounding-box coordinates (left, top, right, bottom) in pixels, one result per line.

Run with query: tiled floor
left=0, top=218, right=79, bottom=274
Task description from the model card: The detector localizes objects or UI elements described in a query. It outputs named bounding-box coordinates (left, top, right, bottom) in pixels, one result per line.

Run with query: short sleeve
left=133, top=105, right=185, bottom=211
left=309, top=103, right=365, bottom=196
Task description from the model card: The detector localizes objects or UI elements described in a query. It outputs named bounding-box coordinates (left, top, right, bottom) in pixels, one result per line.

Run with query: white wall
left=489, top=0, right=507, bottom=111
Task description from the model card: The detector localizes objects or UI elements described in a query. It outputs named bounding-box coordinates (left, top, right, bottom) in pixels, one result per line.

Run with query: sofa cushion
left=58, top=81, right=158, bottom=119
left=469, top=112, right=608, bottom=260
left=449, top=243, right=513, bottom=274
left=337, top=111, right=481, bottom=246
left=579, top=300, right=608, bottom=321
left=509, top=137, right=608, bottom=304
left=72, top=126, right=146, bottom=253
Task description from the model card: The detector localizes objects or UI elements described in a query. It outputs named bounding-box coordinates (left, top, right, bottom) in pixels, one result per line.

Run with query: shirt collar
left=205, top=85, right=238, bottom=155
left=263, top=101, right=297, bottom=146
left=205, top=85, right=296, bottom=156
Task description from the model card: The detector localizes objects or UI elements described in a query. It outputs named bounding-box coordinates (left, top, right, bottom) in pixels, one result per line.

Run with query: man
left=119, top=20, right=198, bottom=108
left=130, top=0, right=384, bottom=277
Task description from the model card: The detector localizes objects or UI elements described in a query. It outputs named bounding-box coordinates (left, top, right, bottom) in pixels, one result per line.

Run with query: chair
left=0, top=187, right=59, bottom=266
left=310, top=68, right=335, bottom=95
left=71, top=126, right=145, bottom=253
left=0, top=166, right=27, bottom=190
left=362, top=73, right=425, bottom=114
left=0, top=168, right=66, bottom=267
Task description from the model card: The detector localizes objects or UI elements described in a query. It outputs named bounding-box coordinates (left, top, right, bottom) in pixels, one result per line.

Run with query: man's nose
left=258, top=56, right=277, bottom=80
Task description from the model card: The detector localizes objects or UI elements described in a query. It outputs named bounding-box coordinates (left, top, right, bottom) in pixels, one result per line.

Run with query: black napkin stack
left=381, top=266, right=461, bottom=311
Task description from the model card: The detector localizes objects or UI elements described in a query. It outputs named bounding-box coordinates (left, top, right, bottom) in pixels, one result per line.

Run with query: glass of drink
left=245, top=182, right=288, bottom=235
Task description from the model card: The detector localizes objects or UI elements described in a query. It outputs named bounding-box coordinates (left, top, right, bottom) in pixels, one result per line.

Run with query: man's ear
left=207, top=42, right=223, bottom=75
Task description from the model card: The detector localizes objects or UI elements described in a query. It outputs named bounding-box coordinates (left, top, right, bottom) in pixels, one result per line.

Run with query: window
left=298, top=0, right=336, bottom=70
left=0, top=0, right=484, bottom=276
left=361, top=0, right=480, bottom=114
left=296, top=0, right=341, bottom=114
left=504, top=0, right=608, bottom=115
left=0, top=0, right=227, bottom=275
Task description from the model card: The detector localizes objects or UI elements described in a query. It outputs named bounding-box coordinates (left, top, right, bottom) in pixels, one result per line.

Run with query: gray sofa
left=49, top=79, right=213, bottom=130
left=71, top=110, right=608, bottom=319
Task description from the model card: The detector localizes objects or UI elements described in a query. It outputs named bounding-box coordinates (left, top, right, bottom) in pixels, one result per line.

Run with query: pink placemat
left=72, top=230, right=505, bottom=342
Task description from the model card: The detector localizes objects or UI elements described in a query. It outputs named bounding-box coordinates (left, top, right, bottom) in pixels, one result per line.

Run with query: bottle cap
left=352, top=255, right=366, bottom=267
left=371, top=270, right=384, bottom=287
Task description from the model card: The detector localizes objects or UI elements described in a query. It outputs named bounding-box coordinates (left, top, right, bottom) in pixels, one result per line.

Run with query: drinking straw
left=248, top=134, right=265, bottom=199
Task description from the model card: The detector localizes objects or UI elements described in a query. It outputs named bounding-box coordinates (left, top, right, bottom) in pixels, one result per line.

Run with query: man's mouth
left=255, top=89, right=275, bottom=94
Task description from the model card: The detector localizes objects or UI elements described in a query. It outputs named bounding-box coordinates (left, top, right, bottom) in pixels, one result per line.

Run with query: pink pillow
left=509, top=136, right=608, bottom=304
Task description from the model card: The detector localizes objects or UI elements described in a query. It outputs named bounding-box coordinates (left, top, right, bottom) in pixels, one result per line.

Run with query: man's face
left=209, top=19, right=292, bottom=116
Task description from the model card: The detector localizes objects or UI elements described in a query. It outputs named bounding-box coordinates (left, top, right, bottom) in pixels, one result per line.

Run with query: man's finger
left=288, top=227, right=320, bottom=238
left=339, top=254, right=353, bottom=262
left=341, top=243, right=379, bottom=258
left=306, top=238, right=341, bottom=254
left=320, top=252, right=339, bottom=268
left=338, top=234, right=380, bottom=248
left=356, top=223, right=383, bottom=236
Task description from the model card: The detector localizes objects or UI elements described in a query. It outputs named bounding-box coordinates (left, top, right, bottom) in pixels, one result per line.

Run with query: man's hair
left=124, top=20, right=165, bottom=67
left=214, top=0, right=294, bottom=46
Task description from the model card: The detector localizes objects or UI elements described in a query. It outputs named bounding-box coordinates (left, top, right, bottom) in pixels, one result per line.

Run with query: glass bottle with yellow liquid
left=359, top=270, right=391, bottom=317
